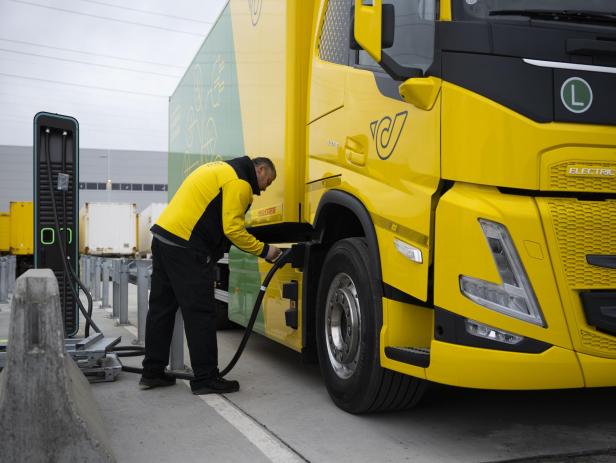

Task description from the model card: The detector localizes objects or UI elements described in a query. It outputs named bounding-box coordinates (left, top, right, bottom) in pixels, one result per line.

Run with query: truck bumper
left=419, top=339, right=616, bottom=390
left=425, top=340, right=584, bottom=389
left=578, top=352, right=616, bottom=387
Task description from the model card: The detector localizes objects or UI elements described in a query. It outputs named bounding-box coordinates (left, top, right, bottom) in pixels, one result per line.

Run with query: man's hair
left=252, top=157, right=276, bottom=176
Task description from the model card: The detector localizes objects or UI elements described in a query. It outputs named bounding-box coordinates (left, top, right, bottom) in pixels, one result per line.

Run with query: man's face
left=256, top=165, right=276, bottom=192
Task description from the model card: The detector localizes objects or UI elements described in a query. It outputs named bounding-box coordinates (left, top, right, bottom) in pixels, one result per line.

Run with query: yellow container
left=0, top=213, right=9, bottom=252
left=10, top=201, right=33, bottom=255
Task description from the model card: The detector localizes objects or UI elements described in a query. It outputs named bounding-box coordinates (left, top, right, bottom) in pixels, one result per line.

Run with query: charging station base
left=0, top=333, right=123, bottom=383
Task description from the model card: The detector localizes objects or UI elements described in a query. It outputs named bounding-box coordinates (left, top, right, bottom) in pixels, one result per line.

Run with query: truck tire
left=316, top=238, right=425, bottom=413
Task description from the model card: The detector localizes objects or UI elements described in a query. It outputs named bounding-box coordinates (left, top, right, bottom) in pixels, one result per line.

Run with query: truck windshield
left=459, top=0, right=615, bottom=22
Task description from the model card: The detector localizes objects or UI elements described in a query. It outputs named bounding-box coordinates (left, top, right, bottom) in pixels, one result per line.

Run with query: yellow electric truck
left=169, top=0, right=616, bottom=413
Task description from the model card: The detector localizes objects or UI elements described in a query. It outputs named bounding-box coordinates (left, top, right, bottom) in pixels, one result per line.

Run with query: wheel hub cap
left=325, top=273, right=361, bottom=379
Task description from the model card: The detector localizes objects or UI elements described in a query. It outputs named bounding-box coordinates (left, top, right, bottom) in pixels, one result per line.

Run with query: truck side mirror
left=350, top=0, right=384, bottom=61
left=350, top=0, right=423, bottom=81
left=350, top=3, right=395, bottom=53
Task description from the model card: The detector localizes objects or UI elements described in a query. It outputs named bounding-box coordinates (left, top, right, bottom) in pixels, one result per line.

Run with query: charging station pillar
left=34, top=113, right=80, bottom=336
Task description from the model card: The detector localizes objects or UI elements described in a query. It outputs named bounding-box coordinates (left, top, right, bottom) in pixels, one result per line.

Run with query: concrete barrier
left=0, top=269, right=115, bottom=462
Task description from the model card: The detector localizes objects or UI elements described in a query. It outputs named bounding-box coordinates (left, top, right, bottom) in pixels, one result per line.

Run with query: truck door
left=307, top=0, right=353, bottom=219
left=343, top=0, right=441, bottom=301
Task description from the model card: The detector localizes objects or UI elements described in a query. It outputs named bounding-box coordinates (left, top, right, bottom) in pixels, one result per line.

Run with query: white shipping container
left=138, top=202, right=167, bottom=254
left=79, top=202, right=137, bottom=256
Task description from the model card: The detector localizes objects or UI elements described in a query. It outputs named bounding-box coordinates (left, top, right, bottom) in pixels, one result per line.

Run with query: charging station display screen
left=34, top=113, right=79, bottom=336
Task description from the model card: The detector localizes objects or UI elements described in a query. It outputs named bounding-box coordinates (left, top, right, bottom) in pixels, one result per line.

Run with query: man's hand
left=265, top=245, right=282, bottom=262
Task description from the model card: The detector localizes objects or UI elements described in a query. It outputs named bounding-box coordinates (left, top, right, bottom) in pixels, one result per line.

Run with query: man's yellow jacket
left=151, top=156, right=269, bottom=261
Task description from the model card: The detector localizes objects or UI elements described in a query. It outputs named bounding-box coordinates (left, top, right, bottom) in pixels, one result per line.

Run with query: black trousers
left=142, top=238, right=218, bottom=388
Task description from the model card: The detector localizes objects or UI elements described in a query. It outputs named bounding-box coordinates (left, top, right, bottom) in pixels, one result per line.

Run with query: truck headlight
left=459, top=219, right=545, bottom=327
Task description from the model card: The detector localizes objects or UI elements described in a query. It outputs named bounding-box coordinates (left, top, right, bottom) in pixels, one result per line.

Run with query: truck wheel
left=316, top=237, right=425, bottom=413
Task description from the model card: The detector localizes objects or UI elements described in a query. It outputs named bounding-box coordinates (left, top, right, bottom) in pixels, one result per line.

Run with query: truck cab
left=302, top=0, right=616, bottom=412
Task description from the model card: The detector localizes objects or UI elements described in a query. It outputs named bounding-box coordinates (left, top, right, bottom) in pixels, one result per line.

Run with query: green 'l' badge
left=560, top=77, right=593, bottom=114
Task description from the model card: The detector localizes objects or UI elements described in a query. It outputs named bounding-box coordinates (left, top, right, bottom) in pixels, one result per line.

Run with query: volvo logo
left=370, top=111, right=408, bottom=160
left=248, top=0, right=262, bottom=26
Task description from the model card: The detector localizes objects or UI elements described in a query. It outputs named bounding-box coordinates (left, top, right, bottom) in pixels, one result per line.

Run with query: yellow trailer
left=0, top=212, right=9, bottom=252
left=10, top=201, right=33, bottom=255
left=170, top=0, right=616, bottom=412
left=9, top=201, right=34, bottom=276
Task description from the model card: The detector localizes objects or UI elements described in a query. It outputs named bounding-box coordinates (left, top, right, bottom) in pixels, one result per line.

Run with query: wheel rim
left=324, top=272, right=361, bottom=380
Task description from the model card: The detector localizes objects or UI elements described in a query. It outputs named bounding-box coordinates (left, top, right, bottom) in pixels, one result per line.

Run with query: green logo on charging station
left=560, top=77, right=593, bottom=114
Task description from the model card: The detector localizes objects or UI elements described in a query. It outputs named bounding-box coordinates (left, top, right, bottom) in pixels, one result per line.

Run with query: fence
left=0, top=255, right=17, bottom=304
left=1, top=253, right=190, bottom=372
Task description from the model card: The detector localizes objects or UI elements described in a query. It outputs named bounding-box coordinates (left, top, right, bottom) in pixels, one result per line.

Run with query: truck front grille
left=547, top=198, right=616, bottom=289
left=549, top=161, right=616, bottom=193
left=581, top=329, right=616, bottom=353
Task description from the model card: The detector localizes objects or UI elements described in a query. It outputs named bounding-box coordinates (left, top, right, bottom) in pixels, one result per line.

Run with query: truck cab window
left=319, top=0, right=354, bottom=65
left=357, top=0, right=437, bottom=74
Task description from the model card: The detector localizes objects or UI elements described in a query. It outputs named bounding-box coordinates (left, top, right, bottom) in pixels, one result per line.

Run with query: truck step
left=385, top=346, right=431, bottom=368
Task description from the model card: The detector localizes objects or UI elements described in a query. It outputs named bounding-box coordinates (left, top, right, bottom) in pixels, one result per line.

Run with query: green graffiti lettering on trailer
left=168, top=3, right=245, bottom=197
left=168, top=3, right=262, bottom=331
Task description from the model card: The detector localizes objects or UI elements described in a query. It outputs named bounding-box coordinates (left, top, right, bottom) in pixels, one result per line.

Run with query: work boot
left=139, top=372, right=177, bottom=390
left=191, top=376, right=240, bottom=395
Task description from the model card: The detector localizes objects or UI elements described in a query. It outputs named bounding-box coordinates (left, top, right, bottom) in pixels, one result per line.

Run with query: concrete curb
left=0, top=269, right=115, bottom=462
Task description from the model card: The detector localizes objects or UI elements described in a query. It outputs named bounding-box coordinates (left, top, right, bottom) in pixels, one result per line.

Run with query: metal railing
left=1, top=253, right=195, bottom=371
left=0, top=255, right=17, bottom=304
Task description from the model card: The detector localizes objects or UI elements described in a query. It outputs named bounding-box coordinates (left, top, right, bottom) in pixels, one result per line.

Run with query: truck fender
left=313, top=189, right=382, bottom=281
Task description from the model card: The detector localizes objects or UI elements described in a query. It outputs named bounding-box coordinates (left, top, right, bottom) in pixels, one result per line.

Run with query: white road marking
left=120, top=323, right=302, bottom=462
left=185, top=381, right=305, bottom=463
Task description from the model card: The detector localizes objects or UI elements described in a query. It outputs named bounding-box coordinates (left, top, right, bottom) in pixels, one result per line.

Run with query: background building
left=0, top=144, right=167, bottom=212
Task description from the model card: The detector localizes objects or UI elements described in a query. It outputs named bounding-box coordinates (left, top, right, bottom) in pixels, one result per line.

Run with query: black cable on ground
left=44, top=129, right=100, bottom=335
left=115, top=248, right=294, bottom=379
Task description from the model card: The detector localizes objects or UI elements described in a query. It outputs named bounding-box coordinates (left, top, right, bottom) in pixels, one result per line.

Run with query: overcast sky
left=0, top=0, right=226, bottom=151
